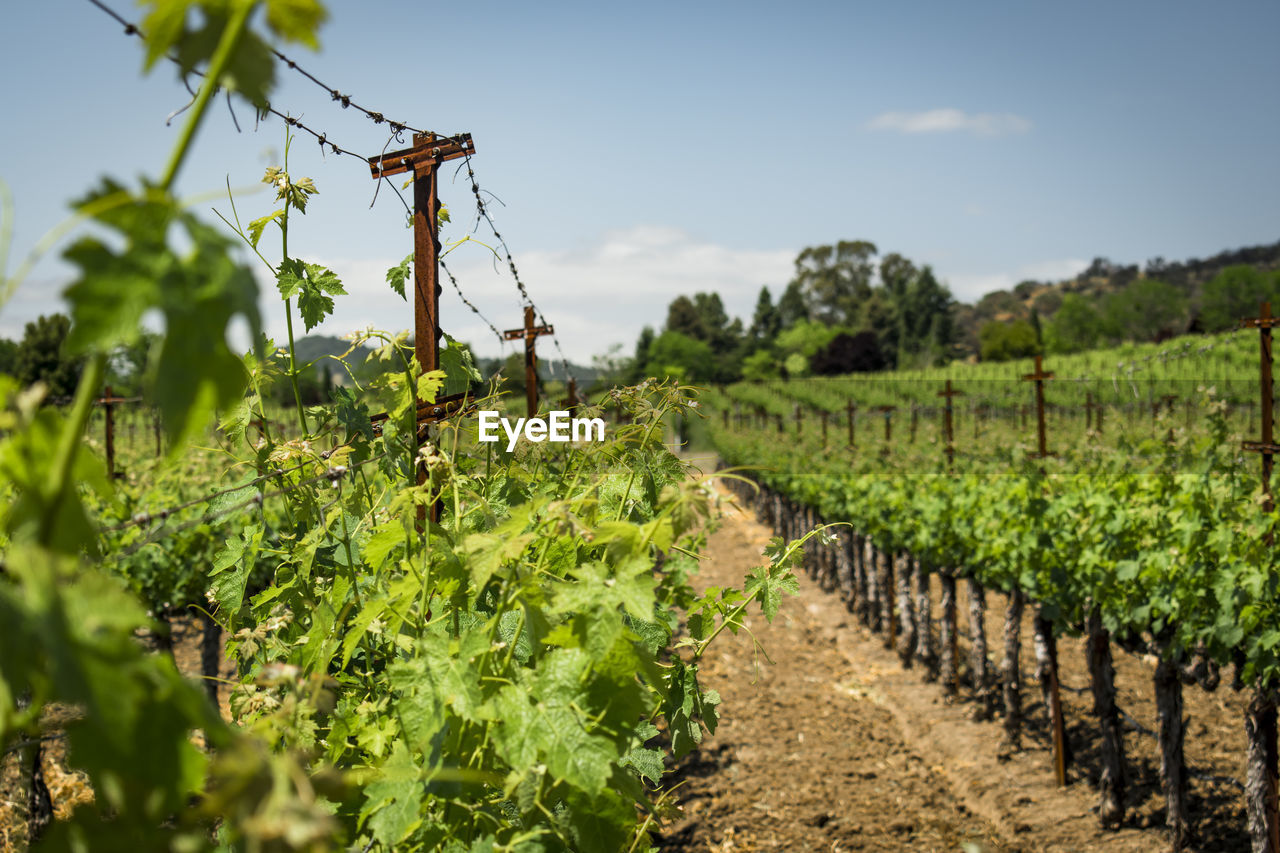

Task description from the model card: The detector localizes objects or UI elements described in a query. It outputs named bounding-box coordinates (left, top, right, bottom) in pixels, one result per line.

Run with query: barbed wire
left=440, top=257, right=505, bottom=346
left=88, top=0, right=561, bottom=378
left=449, top=147, right=576, bottom=382
left=98, top=448, right=347, bottom=535
left=265, top=46, right=425, bottom=139
left=107, top=451, right=393, bottom=557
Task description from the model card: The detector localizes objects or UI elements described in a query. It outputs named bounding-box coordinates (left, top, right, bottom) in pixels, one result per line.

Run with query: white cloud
left=867, top=108, right=1032, bottom=137
left=301, top=227, right=796, bottom=364
left=945, top=258, right=1088, bottom=302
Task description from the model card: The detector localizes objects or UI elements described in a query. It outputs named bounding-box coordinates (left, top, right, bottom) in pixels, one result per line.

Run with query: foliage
left=707, top=382, right=1280, bottom=692
left=0, top=7, right=812, bottom=851
left=1099, top=279, right=1187, bottom=343
left=1198, top=265, right=1280, bottom=332
left=978, top=318, right=1039, bottom=362
left=642, top=330, right=715, bottom=384
left=1044, top=293, right=1101, bottom=354
left=13, top=314, right=83, bottom=399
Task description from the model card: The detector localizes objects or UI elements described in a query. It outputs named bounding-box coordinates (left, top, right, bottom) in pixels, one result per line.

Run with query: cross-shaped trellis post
left=95, top=385, right=142, bottom=479
left=938, top=379, right=963, bottom=468
left=563, top=378, right=579, bottom=419
left=503, top=306, right=555, bottom=419
left=1241, top=301, right=1280, bottom=853
left=368, top=132, right=474, bottom=396
left=875, top=405, right=896, bottom=455
left=369, top=132, right=476, bottom=525
left=1022, top=355, right=1054, bottom=459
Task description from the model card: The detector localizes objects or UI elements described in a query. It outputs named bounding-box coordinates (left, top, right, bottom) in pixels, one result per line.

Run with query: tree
left=1045, top=293, right=1101, bottom=354
left=665, top=296, right=703, bottom=340
left=15, top=313, right=82, bottom=398
left=978, top=320, right=1039, bottom=362
left=642, top=331, right=714, bottom=384
left=747, top=286, right=781, bottom=349
left=1100, top=279, right=1187, bottom=342
left=774, top=319, right=842, bottom=364
left=1198, top=265, right=1277, bottom=332
left=790, top=240, right=877, bottom=325
left=740, top=348, right=781, bottom=381
left=107, top=329, right=161, bottom=394
left=894, top=265, right=953, bottom=366
left=0, top=338, right=17, bottom=376
left=879, top=253, right=918, bottom=299
left=627, top=326, right=655, bottom=383
left=776, top=280, right=809, bottom=329
left=810, top=330, right=887, bottom=374
left=858, top=289, right=898, bottom=367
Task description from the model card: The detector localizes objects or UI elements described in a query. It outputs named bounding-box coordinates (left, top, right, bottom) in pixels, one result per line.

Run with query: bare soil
left=655, top=475, right=1252, bottom=852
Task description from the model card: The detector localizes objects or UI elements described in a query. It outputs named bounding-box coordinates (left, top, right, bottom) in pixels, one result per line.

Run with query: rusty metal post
left=103, top=385, right=115, bottom=479
left=938, top=380, right=963, bottom=468
left=1086, top=391, right=1093, bottom=430
left=1022, top=355, right=1054, bottom=459
left=876, top=406, right=896, bottom=456
left=846, top=400, right=856, bottom=449
left=776, top=413, right=784, bottom=435
left=368, top=132, right=475, bottom=527
left=567, top=378, right=578, bottom=419
left=503, top=305, right=554, bottom=419
left=1241, top=301, right=1280, bottom=853
left=522, top=306, right=537, bottom=418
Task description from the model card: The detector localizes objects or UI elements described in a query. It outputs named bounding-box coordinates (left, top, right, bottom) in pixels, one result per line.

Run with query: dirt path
left=655, top=478, right=1203, bottom=852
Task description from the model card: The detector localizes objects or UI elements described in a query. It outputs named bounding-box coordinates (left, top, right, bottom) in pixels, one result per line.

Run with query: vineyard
left=2, top=2, right=1279, bottom=853
left=0, top=2, right=814, bottom=850
left=704, top=328, right=1280, bottom=852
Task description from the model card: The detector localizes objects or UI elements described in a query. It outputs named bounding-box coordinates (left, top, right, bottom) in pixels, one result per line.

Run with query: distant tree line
left=625, top=240, right=958, bottom=384
left=624, top=238, right=1280, bottom=381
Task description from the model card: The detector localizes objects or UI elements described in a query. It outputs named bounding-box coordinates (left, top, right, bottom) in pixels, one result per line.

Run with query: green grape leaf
left=263, top=0, right=329, bottom=48
left=276, top=258, right=346, bottom=331
left=246, top=209, right=284, bottom=248
left=360, top=741, right=423, bottom=846
left=385, top=253, right=412, bottom=301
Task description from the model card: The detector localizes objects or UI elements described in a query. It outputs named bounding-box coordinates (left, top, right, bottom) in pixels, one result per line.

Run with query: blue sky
left=2, top=1, right=1277, bottom=363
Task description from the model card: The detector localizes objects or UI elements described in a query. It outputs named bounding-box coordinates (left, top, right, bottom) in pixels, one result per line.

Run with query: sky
left=2, top=0, right=1278, bottom=364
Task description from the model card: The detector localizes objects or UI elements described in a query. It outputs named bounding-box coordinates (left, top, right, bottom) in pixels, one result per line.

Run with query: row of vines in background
left=707, top=358, right=1280, bottom=851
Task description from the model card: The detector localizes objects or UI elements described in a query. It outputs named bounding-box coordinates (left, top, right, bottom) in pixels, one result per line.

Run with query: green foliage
left=1198, top=265, right=1279, bottom=332
left=1100, top=278, right=1187, bottom=342
left=276, top=258, right=346, bottom=332
left=978, top=318, right=1039, bottom=361
left=791, top=240, right=878, bottom=325
left=643, top=330, right=714, bottom=383
left=708, top=384, right=1280, bottom=691
left=13, top=313, right=82, bottom=398
left=0, top=8, right=814, bottom=849
left=1045, top=293, right=1101, bottom=354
